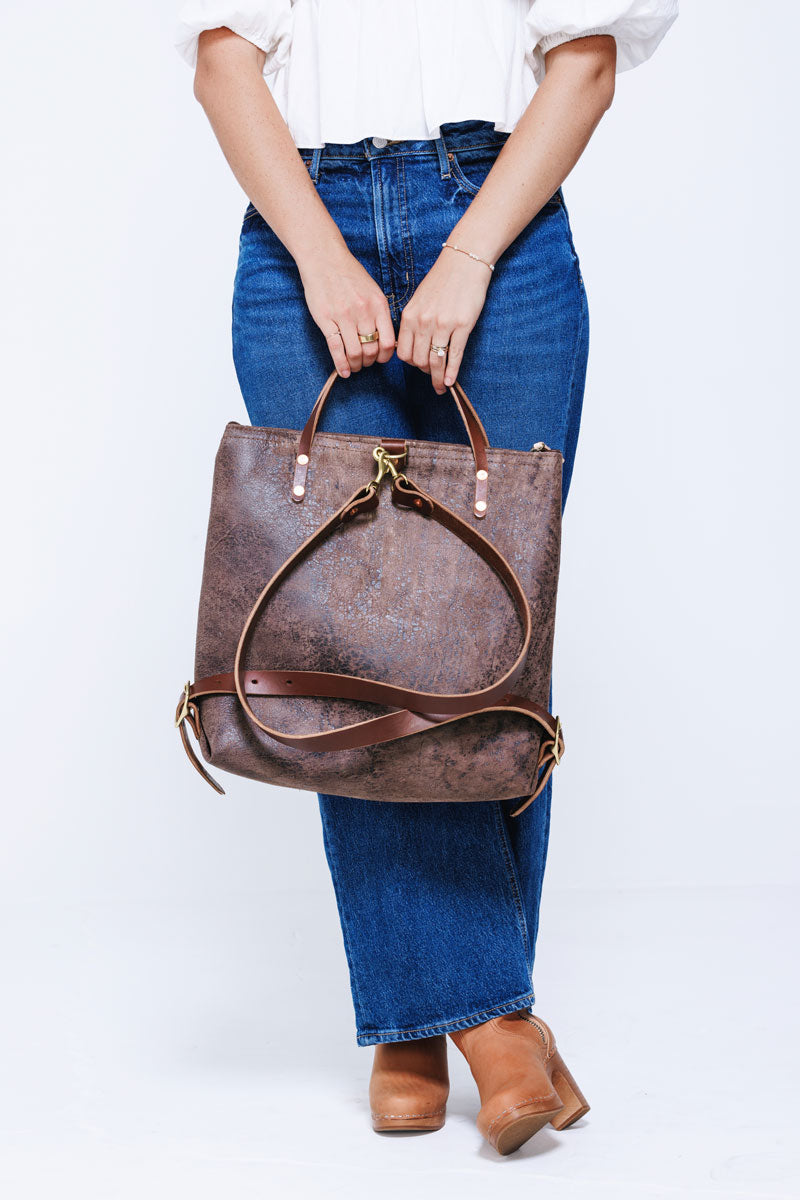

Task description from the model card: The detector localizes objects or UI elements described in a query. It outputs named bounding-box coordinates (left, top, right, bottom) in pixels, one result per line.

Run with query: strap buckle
left=551, top=715, right=562, bottom=765
left=174, top=681, right=191, bottom=728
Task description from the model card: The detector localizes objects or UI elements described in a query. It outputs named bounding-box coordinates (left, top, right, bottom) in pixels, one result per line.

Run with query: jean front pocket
left=447, top=148, right=500, bottom=197
left=449, top=147, right=564, bottom=214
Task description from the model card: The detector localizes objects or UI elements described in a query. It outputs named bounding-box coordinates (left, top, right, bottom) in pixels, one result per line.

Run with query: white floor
left=1, top=884, right=797, bottom=1200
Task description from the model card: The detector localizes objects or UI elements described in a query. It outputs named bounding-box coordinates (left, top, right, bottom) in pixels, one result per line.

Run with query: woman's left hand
left=395, top=247, right=492, bottom=393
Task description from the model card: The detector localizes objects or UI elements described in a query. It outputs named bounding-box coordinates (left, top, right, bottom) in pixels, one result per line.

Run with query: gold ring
left=358, top=329, right=380, bottom=344
left=430, top=343, right=449, bottom=358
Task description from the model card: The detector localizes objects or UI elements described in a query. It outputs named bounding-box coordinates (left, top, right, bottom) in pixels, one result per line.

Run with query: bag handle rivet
left=290, top=369, right=491, bottom=510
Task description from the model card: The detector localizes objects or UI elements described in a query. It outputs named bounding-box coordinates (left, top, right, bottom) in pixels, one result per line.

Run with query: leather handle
left=291, top=368, right=492, bottom=517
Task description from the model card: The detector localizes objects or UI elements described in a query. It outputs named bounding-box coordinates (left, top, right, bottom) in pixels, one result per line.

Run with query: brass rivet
left=293, top=484, right=305, bottom=496
left=475, top=499, right=487, bottom=512
left=296, top=453, right=309, bottom=465
left=476, top=468, right=488, bottom=480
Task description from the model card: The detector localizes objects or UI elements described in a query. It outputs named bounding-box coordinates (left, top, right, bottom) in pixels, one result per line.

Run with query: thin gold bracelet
left=441, top=237, right=491, bottom=271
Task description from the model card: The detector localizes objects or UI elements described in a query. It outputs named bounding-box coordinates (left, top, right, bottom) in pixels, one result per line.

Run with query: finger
left=338, top=318, right=364, bottom=373
left=395, top=311, right=414, bottom=364
left=411, top=330, right=433, bottom=373
left=375, top=304, right=397, bottom=364
left=357, top=324, right=381, bottom=364
left=444, top=325, right=469, bottom=387
left=322, top=324, right=351, bottom=378
left=429, top=328, right=451, bottom=394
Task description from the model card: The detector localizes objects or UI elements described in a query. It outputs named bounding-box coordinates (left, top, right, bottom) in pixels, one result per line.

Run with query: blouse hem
left=538, top=26, right=615, bottom=55
left=174, top=16, right=291, bottom=76
left=291, top=115, right=518, bottom=152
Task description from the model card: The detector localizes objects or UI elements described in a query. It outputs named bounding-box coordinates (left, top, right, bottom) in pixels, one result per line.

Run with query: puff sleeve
left=525, top=0, right=678, bottom=84
left=174, top=0, right=293, bottom=76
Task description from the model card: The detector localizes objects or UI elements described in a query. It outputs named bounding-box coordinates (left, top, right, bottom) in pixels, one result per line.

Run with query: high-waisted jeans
left=231, top=119, right=589, bottom=1046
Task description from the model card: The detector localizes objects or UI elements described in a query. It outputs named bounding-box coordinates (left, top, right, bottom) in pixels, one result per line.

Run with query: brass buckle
left=369, top=445, right=408, bottom=489
left=551, top=715, right=562, bottom=765
left=175, top=681, right=191, bottom=728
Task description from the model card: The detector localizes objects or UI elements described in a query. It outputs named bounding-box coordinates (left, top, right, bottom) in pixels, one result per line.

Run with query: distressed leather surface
left=192, top=422, right=562, bottom=802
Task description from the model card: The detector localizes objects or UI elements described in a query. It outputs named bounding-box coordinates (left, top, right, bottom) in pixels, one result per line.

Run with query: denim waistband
left=298, top=119, right=509, bottom=176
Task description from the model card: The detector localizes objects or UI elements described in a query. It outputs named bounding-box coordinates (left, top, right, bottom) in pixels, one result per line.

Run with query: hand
left=395, top=246, right=492, bottom=393
left=298, top=244, right=396, bottom=378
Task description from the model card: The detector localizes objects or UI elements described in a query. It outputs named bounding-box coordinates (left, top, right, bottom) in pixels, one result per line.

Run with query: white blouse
left=174, top=0, right=678, bottom=149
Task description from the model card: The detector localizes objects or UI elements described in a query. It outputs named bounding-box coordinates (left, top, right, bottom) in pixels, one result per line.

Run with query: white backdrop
left=1, top=3, right=798, bottom=1196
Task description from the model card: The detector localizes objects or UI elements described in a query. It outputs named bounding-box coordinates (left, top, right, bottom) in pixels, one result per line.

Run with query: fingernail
left=444, top=375, right=453, bottom=385
left=341, top=369, right=350, bottom=377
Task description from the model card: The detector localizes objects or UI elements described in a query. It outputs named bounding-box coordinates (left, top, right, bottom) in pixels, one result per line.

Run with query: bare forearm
left=193, top=29, right=346, bottom=272
left=192, top=29, right=396, bottom=377
left=450, top=35, right=617, bottom=264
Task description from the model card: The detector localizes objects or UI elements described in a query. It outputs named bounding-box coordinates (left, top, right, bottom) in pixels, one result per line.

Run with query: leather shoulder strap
left=231, top=470, right=532, bottom=743
left=175, top=682, right=563, bottom=817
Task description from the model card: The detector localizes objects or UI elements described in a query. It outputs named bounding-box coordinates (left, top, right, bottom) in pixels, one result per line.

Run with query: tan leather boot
left=449, top=1010, right=589, bottom=1155
left=369, top=1035, right=449, bottom=1132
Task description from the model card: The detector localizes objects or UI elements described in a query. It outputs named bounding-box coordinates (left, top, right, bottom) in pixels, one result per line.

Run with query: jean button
left=372, top=136, right=387, bottom=148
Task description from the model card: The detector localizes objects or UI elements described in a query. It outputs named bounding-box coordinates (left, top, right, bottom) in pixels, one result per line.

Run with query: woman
left=175, top=0, right=677, bottom=1156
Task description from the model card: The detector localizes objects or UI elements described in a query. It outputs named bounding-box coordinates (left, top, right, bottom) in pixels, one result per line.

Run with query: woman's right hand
left=298, top=245, right=397, bottom=378
left=192, top=31, right=395, bottom=378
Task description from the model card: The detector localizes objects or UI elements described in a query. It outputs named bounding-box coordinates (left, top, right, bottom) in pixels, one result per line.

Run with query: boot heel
left=549, top=1049, right=590, bottom=1130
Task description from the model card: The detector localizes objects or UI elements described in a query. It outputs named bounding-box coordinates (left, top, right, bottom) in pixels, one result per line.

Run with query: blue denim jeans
left=231, top=119, right=589, bottom=1045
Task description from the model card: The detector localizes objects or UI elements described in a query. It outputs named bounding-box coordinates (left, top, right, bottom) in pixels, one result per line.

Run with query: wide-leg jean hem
left=355, top=989, right=536, bottom=1047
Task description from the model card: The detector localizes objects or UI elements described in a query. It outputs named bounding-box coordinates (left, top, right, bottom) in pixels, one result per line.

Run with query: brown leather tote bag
left=175, top=369, right=565, bottom=818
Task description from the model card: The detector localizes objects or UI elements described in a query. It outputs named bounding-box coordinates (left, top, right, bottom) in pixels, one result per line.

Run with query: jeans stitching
left=563, top=207, right=587, bottom=444
left=436, top=135, right=451, bottom=179
left=372, top=158, right=395, bottom=320
left=317, top=800, right=368, bottom=1031
left=491, top=800, right=532, bottom=965
left=448, top=151, right=484, bottom=197
left=357, top=990, right=536, bottom=1044
left=448, top=153, right=562, bottom=213
left=558, top=199, right=586, bottom=289
left=526, top=776, right=552, bottom=960
left=394, top=156, right=415, bottom=307
left=308, top=140, right=507, bottom=163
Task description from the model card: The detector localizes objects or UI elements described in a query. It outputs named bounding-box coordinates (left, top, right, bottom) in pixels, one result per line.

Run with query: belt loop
left=434, top=131, right=451, bottom=179
left=310, top=146, right=323, bottom=183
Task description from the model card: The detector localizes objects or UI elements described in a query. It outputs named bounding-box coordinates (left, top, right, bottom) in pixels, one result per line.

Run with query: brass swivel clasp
left=174, top=681, right=191, bottom=728
left=551, top=715, right=562, bottom=765
left=369, top=445, right=408, bottom=490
